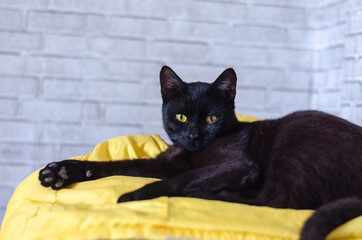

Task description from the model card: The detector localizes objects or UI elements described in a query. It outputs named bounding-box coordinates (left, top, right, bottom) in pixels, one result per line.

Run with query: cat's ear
left=211, top=68, right=237, bottom=100
left=160, top=66, right=185, bottom=100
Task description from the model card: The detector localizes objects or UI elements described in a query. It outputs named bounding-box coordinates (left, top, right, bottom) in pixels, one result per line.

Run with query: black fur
left=39, top=66, right=362, bottom=240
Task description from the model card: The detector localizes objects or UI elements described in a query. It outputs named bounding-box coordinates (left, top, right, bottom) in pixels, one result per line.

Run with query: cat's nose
left=187, top=133, right=200, bottom=141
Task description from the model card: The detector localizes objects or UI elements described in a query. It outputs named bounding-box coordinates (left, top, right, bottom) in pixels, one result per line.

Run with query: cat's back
left=274, top=110, right=362, bottom=152
left=269, top=110, right=362, bottom=163
left=256, top=110, right=362, bottom=208
left=280, top=110, right=361, bottom=135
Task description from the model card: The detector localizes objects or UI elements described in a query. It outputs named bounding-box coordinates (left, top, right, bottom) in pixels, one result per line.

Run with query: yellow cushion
left=1, top=114, right=361, bottom=240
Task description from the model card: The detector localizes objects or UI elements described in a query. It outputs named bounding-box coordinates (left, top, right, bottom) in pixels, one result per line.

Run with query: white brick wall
left=0, top=0, right=361, bottom=225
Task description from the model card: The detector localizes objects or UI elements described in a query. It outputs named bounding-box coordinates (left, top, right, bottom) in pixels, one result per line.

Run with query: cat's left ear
left=211, top=68, right=237, bottom=101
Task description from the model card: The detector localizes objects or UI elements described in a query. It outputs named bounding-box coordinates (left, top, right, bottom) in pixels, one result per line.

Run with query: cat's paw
left=39, top=160, right=89, bottom=190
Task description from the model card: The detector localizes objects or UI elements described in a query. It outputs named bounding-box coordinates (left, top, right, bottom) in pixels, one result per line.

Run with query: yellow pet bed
left=1, top=115, right=362, bottom=240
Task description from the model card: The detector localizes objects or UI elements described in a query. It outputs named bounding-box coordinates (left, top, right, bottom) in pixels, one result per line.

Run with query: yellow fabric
left=1, top=114, right=362, bottom=240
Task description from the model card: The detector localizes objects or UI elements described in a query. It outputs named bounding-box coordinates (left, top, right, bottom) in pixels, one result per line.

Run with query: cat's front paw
left=39, top=160, right=89, bottom=190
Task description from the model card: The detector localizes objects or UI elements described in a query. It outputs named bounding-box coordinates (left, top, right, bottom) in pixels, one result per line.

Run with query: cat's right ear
left=160, top=66, right=185, bottom=100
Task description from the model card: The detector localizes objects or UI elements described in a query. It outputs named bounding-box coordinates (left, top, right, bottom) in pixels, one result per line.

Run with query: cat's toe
left=58, top=166, right=69, bottom=180
left=39, top=162, right=71, bottom=189
left=53, top=180, right=64, bottom=190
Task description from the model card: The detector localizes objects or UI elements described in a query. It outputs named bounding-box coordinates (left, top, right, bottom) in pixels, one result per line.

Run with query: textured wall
left=340, top=0, right=362, bottom=124
left=0, top=0, right=361, bottom=224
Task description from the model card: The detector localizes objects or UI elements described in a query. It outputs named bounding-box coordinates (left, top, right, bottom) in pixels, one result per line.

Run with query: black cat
left=39, top=66, right=362, bottom=240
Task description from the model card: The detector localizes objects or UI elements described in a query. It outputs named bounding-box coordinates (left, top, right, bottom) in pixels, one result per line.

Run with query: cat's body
left=39, top=66, right=362, bottom=240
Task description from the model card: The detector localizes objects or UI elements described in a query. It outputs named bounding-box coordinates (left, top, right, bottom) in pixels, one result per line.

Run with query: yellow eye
left=176, top=114, right=187, bottom=123
left=206, top=116, right=217, bottom=124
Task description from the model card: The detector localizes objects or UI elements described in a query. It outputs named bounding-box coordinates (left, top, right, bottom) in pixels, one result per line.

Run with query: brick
left=0, top=143, right=58, bottom=163
left=0, top=121, right=37, bottom=141
left=26, top=56, right=105, bottom=77
left=0, top=9, right=24, bottom=30
left=325, top=24, right=346, bottom=46
left=0, top=185, right=14, bottom=206
left=170, top=21, right=230, bottom=41
left=128, top=0, right=189, bottom=18
left=0, top=98, right=17, bottom=116
left=151, top=41, right=209, bottom=62
left=26, top=56, right=81, bottom=77
left=0, top=54, right=24, bottom=74
left=284, top=70, right=311, bottom=89
left=351, top=105, right=362, bottom=126
left=267, top=90, right=310, bottom=111
left=325, top=69, right=342, bottom=88
left=317, top=91, right=340, bottom=109
left=143, top=124, right=168, bottom=140
left=107, top=60, right=162, bottom=80
left=312, top=69, right=342, bottom=89
left=0, top=164, right=33, bottom=184
left=0, top=32, right=41, bottom=51
left=108, top=17, right=168, bottom=38
left=0, top=76, right=38, bottom=96
left=28, top=11, right=86, bottom=34
left=44, top=35, right=87, bottom=54
left=306, top=3, right=344, bottom=26
left=43, top=79, right=84, bottom=99
left=81, top=102, right=101, bottom=120
left=349, top=10, right=362, bottom=33
left=0, top=0, right=48, bottom=8
left=41, top=123, right=143, bottom=144
left=243, top=0, right=313, bottom=8
left=211, top=45, right=268, bottom=65
left=81, top=59, right=106, bottom=77
left=48, top=0, right=127, bottom=14
left=341, top=82, right=361, bottom=101
left=233, top=26, right=286, bottom=43
left=343, top=59, right=355, bottom=79
left=340, top=104, right=353, bottom=124
left=89, top=37, right=147, bottom=58
left=249, top=5, right=305, bottom=26
left=235, top=88, right=266, bottom=108
left=344, top=36, right=356, bottom=57
left=352, top=35, right=362, bottom=55
left=288, top=29, right=325, bottom=47
left=140, top=82, right=162, bottom=104
left=86, top=80, right=141, bottom=102
left=356, top=58, right=362, bottom=77
left=60, top=144, right=95, bottom=159
left=187, top=1, right=246, bottom=23
left=321, top=47, right=343, bottom=68
left=86, top=15, right=107, bottom=34
left=269, top=49, right=314, bottom=70
left=104, top=104, right=162, bottom=125
left=21, top=100, right=82, bottom=122
left=348, top=0, right=362, bottom=10
left=236, top=67, right=284, bottom=87
left=311, top=71, right=326, bottom=89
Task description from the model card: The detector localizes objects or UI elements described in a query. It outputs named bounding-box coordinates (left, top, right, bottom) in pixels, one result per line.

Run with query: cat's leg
left=117, top=160, right=259, bottom=202
left=39, top=145, right=191, bottom=190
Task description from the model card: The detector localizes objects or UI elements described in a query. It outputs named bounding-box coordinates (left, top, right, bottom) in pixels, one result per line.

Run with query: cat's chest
left=189, top=135, right=246, bottom=168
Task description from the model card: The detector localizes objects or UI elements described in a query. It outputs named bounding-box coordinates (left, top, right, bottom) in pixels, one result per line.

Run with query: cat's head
left=160, top=66, right=238, bottom=152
